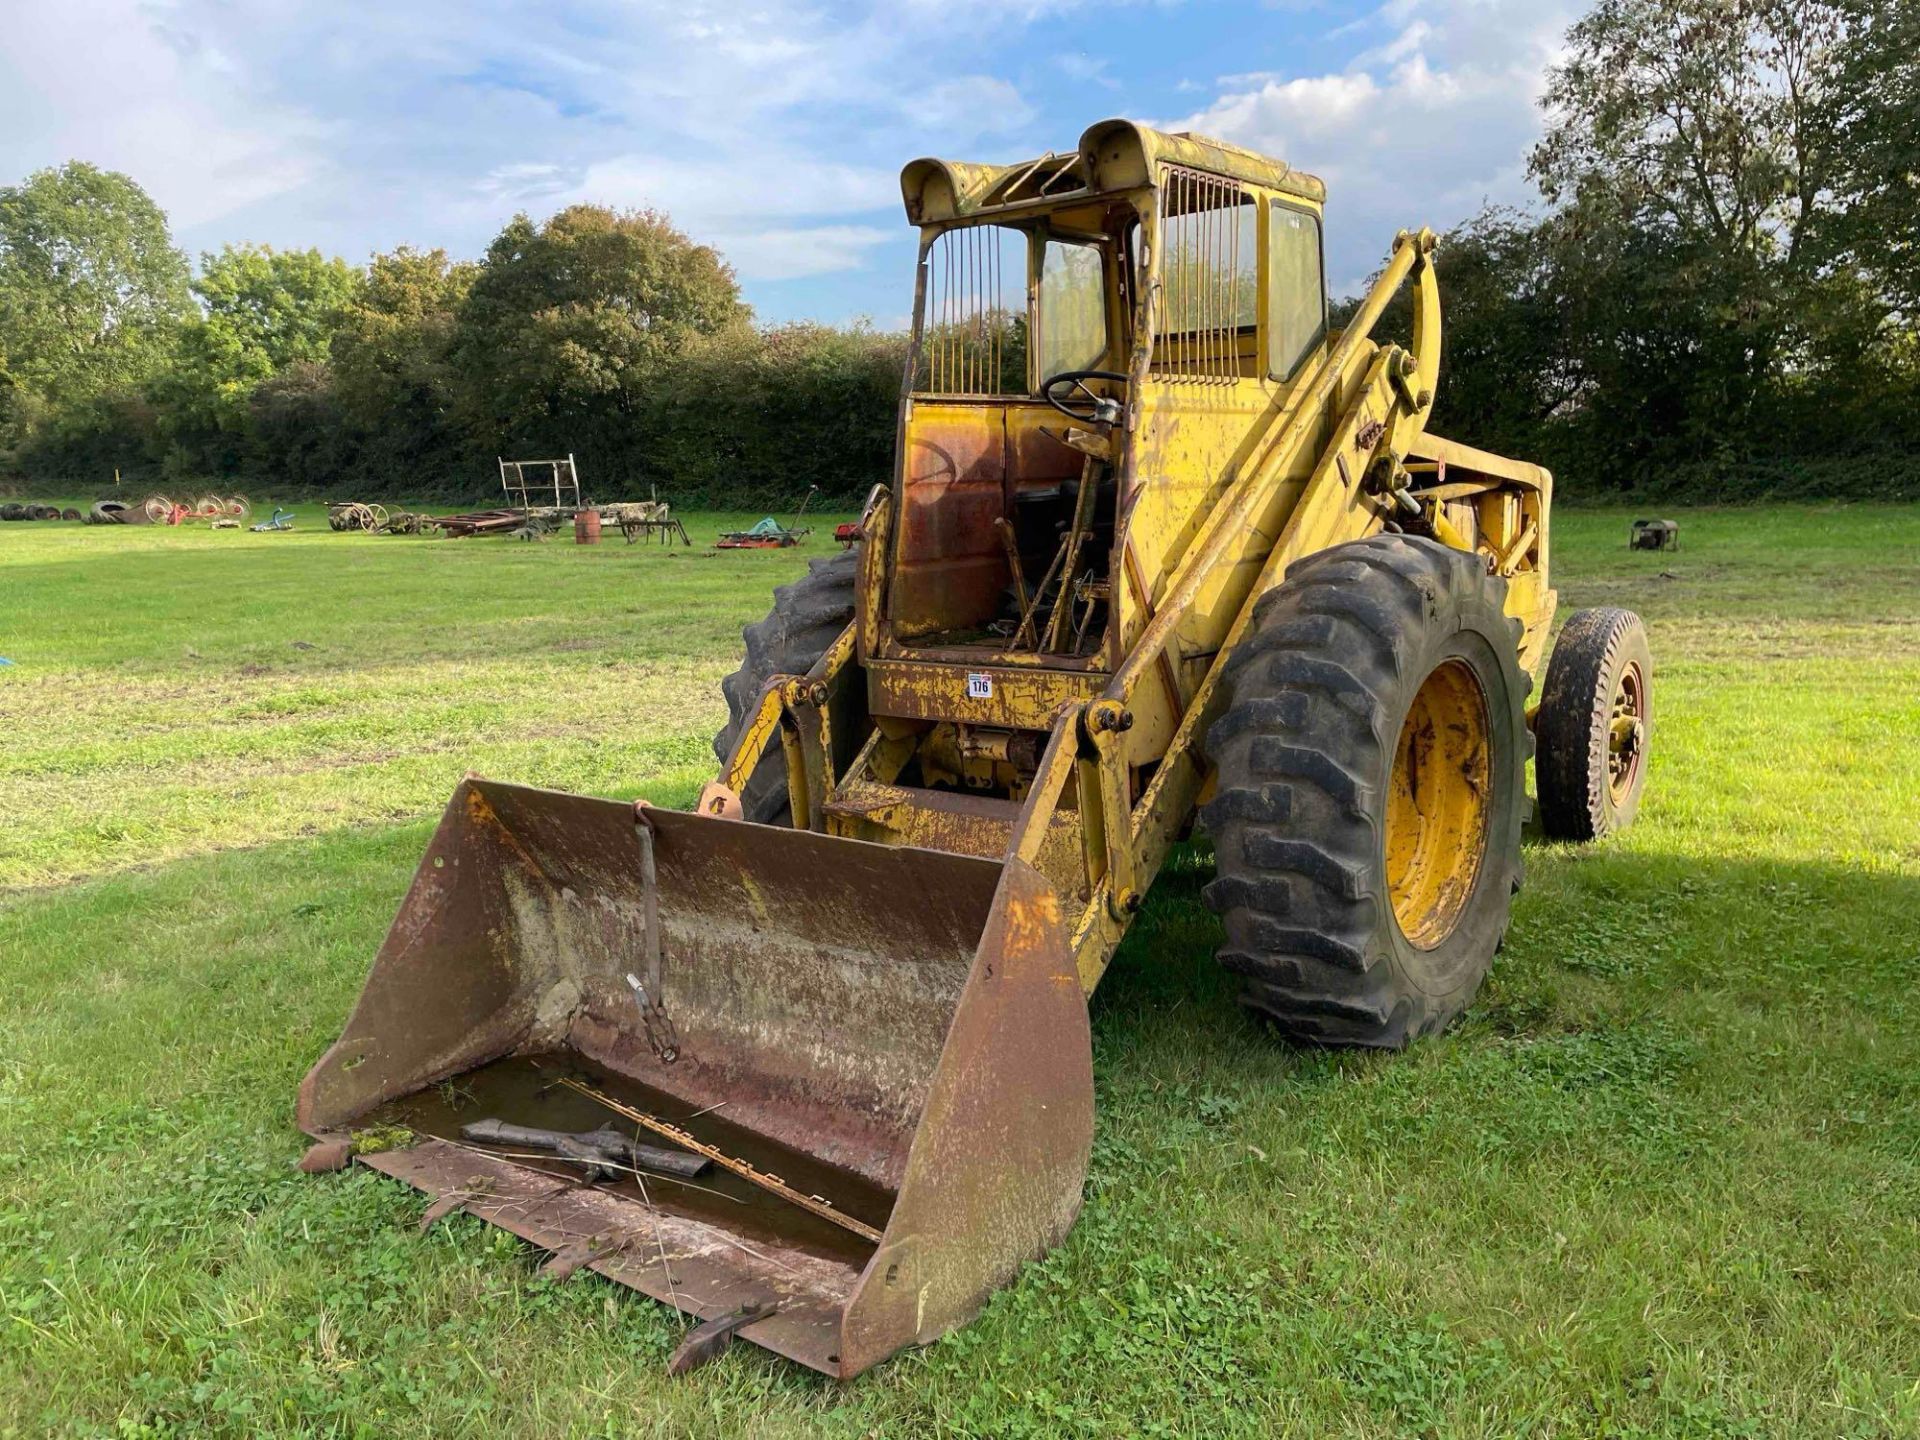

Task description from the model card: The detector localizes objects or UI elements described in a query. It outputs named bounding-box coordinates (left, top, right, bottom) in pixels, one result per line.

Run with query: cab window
left=1036, top=238, right=1107, bottom=379
left=1267, top=203, right=1326, bottom=379
left=918, top=223, right=1026, bottom=395
left=1147, top=167, right=1258, bottom=381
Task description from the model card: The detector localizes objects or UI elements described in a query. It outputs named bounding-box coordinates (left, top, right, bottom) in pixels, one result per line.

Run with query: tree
left=165, top=245, right=360, bottom=414
left=452, top=205, right=747, bottom=455
left=1532, top=0, right=1843, bottom=278
left=1529, top=0, right=1858, bottom=457
left=247, top=361, right=355, bottom=489
left=1829, top=0, right=1920, bottom=321
left=1422, top=210, right=1581, bottom=458
left=194, top=244, right=362, bottom=373
left=0, top=162, right=191, bottom=407
left=330, top=247, right=476, bottom=473
left=646, top=322, right=907, bottom=501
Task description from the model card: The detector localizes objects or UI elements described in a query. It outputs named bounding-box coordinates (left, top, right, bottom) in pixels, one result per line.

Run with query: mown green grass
left=2, top=503, right=1917, bottom=1437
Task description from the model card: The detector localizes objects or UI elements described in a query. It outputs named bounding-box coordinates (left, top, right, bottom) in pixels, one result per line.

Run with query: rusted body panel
left=890, top=402, right=1008, bottom=636
left=360, top=1140, right=863, bottom=1373
left=888, top=400, right=1083, bottom=640
left=825, top=776, right=1089, bottom=902
left=866, top=657, right=1105, bottom=728
left=825, top=777, right=1021, bottom=858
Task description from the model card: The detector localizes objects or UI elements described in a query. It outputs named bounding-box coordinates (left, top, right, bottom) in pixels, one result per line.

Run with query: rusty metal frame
left=302, top=783, right=1091, bottom=1380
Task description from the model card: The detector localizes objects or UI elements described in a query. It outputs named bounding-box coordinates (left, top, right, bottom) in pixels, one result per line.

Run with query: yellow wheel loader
left=299, top=121, right=1653, bottom=1378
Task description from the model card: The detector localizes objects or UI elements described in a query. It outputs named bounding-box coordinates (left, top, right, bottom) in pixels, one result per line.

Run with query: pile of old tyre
left=1, top=503, right=81, bottom=522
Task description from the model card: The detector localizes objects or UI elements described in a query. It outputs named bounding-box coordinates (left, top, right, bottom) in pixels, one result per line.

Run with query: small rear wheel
left=1534, top=607, right=1651, bottom=841
left=1203, top=535, right=1531, bottom=1047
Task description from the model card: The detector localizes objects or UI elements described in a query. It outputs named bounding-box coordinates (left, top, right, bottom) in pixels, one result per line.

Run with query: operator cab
left=880, top=121, right=1329, bottom=674
left=884, top=197, right=1139, bottom=661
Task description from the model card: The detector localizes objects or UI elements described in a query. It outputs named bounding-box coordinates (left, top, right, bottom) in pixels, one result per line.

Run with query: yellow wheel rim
left=1606, top=662, right=1646, bottom=804
left=1385, top=658, right=1493, bottom=950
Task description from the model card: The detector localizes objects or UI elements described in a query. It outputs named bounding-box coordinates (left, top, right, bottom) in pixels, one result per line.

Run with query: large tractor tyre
left=1202, top=535, right=1530, bottom=1048
left=713, top=549, right=860, bottom=823
left=1534, top=607, right=1651, bottom=842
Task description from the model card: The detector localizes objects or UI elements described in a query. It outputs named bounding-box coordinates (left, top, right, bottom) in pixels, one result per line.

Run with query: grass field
left=2, top=501, right=1917, bottom=1438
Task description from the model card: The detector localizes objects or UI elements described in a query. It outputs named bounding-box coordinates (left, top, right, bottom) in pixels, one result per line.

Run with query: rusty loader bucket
left=298, top=777, right=1093, bottom=1378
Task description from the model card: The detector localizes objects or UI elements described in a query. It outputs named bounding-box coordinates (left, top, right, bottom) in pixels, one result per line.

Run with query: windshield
left=1037, top=239, right=1107, bottom=379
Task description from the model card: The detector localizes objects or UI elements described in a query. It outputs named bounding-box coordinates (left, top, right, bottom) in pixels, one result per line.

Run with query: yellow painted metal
left=1427, top=504, right=1472, bottom=553
left=780, top=717, right=812, bottom=829
left=1407, top=431, right=1550, bottom=489
left=866, top=659, right=1104, bottom=729
left=711, top=123, right=1565, bottom=1000
left=1066, top=345, right=1404, bottom=989
left=1384, top=659, right=1493, bottom=949
left=1082, top=699, right=1139, bottom=918
left=725, top=679, right=798, bottom=795
left=901, top=119, right=1324, bottom=226
left=1496, top=518, right=1540, bottom=576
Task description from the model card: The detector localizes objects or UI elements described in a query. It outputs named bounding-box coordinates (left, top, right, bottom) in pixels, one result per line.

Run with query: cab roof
left=900, top=118, right=1326, bottom=226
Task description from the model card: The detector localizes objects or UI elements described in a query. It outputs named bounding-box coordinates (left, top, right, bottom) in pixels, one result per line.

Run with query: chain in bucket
left=631, top=805, right=682, bottom=1064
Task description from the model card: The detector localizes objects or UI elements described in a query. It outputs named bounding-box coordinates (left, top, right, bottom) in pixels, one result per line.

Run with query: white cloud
left=1056, top=53, right=1119, bottom=88
left=708, top=225, right=897, bottom=281
left=0, top=0, right=325, bottom=233
left=0, top=0, right=1100, bottom=307
left=893, top=0, right=1092, bottom=22
left=1170, top=0, right=1576, bottom=294
left=913, top=77, right=1038, bottom=137
left=478, top=163, right=571, bottom=205
left=1186, top=71, right=1381, bottom=144
left=1365, top=20, right=1433, bottom=66
left=0, top=0, right=1576, bottom=316
left=554, top=154, right=902, bottom=281
left=569, top=155, right=899, bottom=225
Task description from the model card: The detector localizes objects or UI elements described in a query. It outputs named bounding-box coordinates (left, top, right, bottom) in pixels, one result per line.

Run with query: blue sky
left=0, top=0, right=1577, bottom=324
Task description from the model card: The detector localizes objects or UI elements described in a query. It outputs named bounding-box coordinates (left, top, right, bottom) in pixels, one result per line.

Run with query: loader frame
left=712, top=120, right=1557, bottom=993
left=301, top=119, right=1563, bottom=1383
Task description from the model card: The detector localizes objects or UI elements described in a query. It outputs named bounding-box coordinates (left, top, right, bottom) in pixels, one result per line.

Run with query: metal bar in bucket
left=560, top=1076, right=883, bottom=1243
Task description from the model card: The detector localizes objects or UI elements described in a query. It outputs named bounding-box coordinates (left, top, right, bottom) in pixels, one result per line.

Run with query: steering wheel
left=1041, top=370, right=1128, bottom=424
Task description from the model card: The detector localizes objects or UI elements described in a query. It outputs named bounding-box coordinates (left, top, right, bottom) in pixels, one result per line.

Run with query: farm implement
left=142, top=494, right=251, bottom=526
left=715, top=486, right=821, bottom=549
